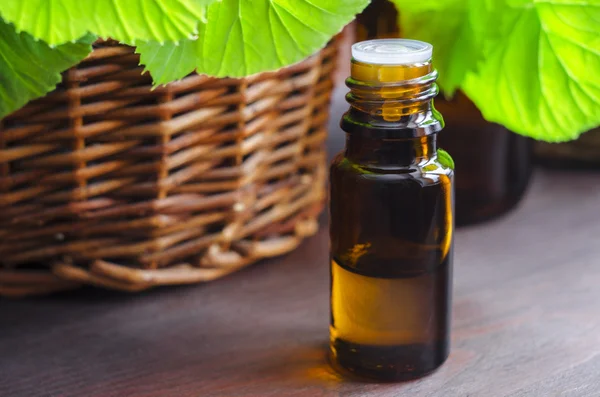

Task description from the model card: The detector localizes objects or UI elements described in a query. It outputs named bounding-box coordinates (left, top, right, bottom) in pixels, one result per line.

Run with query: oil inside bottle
left=330, top=258, right=451, bottom=380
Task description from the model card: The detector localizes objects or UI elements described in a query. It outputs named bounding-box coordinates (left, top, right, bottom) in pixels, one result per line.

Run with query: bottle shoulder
left=331, top=152, right=453, bottom=185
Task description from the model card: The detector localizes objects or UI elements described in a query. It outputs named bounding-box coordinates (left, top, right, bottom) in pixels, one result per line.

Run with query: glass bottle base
left=329, top=337, right=449, bottom=382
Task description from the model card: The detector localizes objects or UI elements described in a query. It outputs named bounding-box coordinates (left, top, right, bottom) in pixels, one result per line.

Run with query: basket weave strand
left=0, top=40, right=338, bottom=297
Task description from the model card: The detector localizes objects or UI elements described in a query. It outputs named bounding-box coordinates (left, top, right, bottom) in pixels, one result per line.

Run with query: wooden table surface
left=2, top=87, right=600, bottom=397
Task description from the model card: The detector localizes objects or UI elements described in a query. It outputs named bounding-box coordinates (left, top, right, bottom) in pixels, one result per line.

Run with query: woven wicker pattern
left=0, top=40, right=338, bottom=297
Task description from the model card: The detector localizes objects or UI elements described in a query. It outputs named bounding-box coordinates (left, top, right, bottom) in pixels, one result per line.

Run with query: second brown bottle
left=355, top=0, right=533, bottom=226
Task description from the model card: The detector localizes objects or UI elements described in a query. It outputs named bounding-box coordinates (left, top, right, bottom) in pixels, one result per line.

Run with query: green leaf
left=0, top=0, right=216, bottom=46
left=391, top=0, right=479, bottom=96
left=136, top=39, right=198, bottom=86
left=137, top=0, right=371, bottom=81
left=0, top=19, right=93, bottom=119
left=436, top=148, right=455, bottom=170
left=462, top=0, right=600, bottom=142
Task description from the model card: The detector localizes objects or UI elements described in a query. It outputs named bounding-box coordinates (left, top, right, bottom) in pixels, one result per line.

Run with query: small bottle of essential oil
left=329, top=39, right=454, bottom=381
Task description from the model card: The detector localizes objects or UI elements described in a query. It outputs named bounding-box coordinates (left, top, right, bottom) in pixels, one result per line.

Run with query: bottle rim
left=352, top=39, right=433, bottom=65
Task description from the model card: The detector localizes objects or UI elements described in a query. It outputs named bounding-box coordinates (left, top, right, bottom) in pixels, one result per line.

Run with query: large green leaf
left=0, top=0, right=216, bottom=46
left=0, top=20, right=93, bottom=119
left=391, top=0, right=479, bottom=97
left=137, top=0, right=370, bottom=83
left=463, top=0, right=600, bottom=142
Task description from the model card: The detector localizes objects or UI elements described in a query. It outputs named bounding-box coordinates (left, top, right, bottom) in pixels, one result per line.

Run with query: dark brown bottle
left=355, top=0, right=399, bottom=41
left=355, top=1, right=533, bottom=226
left=329, top=39, right=454, bottom=381
left=535, top=127, right=600, bottom=169
left=435, top=93, right=533, bottom=226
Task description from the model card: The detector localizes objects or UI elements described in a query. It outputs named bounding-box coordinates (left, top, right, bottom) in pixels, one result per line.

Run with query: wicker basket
left=0, top=39, right=338, bottom=297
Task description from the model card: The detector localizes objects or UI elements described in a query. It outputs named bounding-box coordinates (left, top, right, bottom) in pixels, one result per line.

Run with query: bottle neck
left=346, top=133, right=437, bottom=167
left=341, top=59, right=443, bottom=139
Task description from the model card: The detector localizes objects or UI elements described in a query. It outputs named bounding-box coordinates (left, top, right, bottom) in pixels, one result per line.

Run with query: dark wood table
left=2, top=87, right=600, bottom=397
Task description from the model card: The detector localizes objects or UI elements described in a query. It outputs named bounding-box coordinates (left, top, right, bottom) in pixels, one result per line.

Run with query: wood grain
left=2, top=84, right=600, bottom=397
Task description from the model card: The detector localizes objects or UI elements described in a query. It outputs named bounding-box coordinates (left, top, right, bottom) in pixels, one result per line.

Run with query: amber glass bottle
left=435, top=94, right=533, bottom=225
left=329, top=39, right=454, bottom=381
left=355, top=0, right=399, bottom=41
left=355, top=0, right=533, bottom=226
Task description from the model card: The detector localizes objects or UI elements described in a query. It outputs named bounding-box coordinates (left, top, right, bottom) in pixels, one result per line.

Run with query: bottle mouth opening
left=352, top=39, right=433, bottom=65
